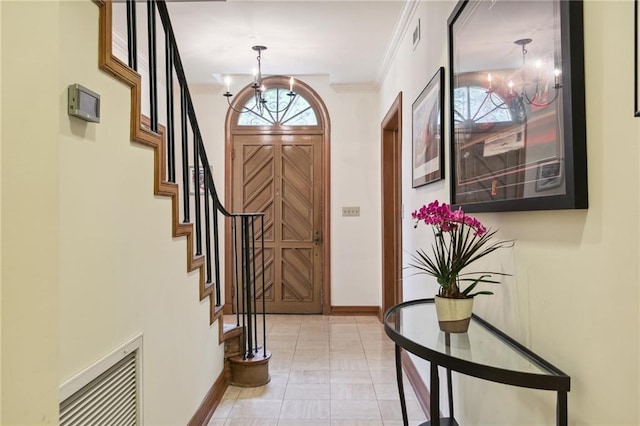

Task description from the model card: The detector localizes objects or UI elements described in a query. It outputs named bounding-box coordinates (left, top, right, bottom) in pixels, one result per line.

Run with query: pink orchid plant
left=409, top=201, right=512, bottom=299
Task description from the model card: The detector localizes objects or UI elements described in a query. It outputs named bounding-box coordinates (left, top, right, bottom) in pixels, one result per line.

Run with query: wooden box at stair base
left=228, top=349, right=271, bottom=387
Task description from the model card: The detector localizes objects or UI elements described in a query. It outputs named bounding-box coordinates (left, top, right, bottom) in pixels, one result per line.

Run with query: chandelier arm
left=527, top=86, right=562, bottom=108
left=487, top=92, right=511, bottom=110
left=277, top=94, right=297, bottom=121
left=261, top=94, right=296, bottom=115
left=226, top=96, right=262, bottom=114
left=244, top=108, right=274, bottom=125
left=519, top=85, right=537, bottom=105
left=472, top=93, right=510, bottom=123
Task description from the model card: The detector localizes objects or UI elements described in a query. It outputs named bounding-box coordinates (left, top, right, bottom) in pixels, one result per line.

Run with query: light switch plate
left=342, top=206, right=360, bottom=217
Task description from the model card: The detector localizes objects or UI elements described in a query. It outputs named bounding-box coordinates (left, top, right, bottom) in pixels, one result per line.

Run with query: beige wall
left=2, top=1, right=225, bottom=424
left=1, top=1, right=61, bottom=423
left=193, top=75, right=382, bottom=307
left=381, top=0, right=640, bottom=424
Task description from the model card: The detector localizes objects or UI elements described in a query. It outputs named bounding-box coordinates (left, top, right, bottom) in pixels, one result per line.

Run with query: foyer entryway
left=225, top=76, right=330, bottom=315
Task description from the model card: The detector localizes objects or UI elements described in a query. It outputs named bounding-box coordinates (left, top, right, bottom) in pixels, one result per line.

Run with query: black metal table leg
left=447, top=368, right=454, bottom=419
left=430, top=361, right=440, bottom=426
left=557, top=391, right=567, bottom=426
left=395, top=344, right=409, bottom=426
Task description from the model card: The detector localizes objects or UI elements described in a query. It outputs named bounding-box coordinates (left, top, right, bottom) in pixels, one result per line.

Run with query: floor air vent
left=60, top=335, right=142, bottom=426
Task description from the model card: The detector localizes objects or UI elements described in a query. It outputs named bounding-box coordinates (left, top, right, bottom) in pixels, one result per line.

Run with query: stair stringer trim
left=94, top=0, right=223, bottom=326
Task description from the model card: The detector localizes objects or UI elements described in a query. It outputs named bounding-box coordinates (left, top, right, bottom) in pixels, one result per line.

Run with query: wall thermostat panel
left=68, top=84, right=100, bottom=123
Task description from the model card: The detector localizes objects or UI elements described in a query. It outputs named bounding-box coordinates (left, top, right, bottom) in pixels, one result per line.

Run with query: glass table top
left=384, top=299, right=569, bottom=389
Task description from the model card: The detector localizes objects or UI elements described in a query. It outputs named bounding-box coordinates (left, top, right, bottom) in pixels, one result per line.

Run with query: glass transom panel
left=237, top=88, right=318, bottom=126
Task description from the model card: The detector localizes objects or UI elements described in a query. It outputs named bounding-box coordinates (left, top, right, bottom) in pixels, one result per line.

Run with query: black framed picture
left=635, top=0, right=640, bottom=117
left=412, top=67, right=445, bottom=188
left=448, top=0, right=588, bottom=212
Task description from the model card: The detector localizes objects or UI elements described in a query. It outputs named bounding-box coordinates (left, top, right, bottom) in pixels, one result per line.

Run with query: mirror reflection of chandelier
left=223, top=45, right=296, bottom=115
left=484, top=38, right=562, bottom=120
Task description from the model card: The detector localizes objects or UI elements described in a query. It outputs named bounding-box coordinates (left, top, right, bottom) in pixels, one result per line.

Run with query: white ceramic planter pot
left=434, top=295, right=474, bottom=333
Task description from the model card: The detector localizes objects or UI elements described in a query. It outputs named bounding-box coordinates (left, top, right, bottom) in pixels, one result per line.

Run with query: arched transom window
left=453, top=85, right=513, bottom=124
left=237, top=87, right=318, bottom=126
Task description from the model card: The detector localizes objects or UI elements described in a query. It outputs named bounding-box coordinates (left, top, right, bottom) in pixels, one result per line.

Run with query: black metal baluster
left=146, top=0, right=158, bottom=132
left=213, top=197, right=221, bottom=305
left=232, top=217, right=240, bottom=327
left=193, top=137, right=202, bottom=256
left=241, top=218, right=249, bottom=359
left=251, top=217, right=258, bottom=354
left=243, top=216, right=254, bottom=359
left=126, top=0, right=137, bottom=70
left=165, top=33, right=175, bottom=183
left=180, top=84, right=189, bottom=222
left=203, top=172, right=212, bottom=285
left=261, top=214, right=266, bottom=356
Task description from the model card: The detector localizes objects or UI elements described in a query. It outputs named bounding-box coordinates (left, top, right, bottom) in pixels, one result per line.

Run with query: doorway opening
left=225, top=76, right=331, bottom=314
left=381, top=92, right=403, bottom=318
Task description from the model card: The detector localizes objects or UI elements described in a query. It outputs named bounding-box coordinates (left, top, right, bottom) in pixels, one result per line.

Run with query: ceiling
left=167, top=0, right=408, bottom=86
left=117, top=1, right=410, bottom=87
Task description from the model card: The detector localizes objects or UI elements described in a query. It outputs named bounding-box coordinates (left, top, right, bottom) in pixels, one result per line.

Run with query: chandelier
left=223, top=45, right=296, bottom=115
left=482, top=38, right=562, bottom=122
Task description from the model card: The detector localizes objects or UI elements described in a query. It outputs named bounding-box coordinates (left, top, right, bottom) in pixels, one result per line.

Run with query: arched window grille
left=237, top=88, right=318, bottom=126
left=453, top=85, right=513, bottom=125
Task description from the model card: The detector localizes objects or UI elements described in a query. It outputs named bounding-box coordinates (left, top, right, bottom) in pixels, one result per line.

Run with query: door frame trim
left=224, top=76, right=332, bottom=315
left=381, top=92, right=403, bottom=319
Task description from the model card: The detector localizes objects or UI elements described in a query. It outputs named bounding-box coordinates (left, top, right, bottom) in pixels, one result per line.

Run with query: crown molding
left=376, top=0, right=420, bottom=85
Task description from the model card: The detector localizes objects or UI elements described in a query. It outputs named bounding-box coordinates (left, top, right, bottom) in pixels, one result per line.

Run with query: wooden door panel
left=282, top=248, right=314, bottom=302
left=240, top=144, right=275, bottom=242
left=233, top=134, right=322, bottom=313
left=282, top=145, right=314, bottom=242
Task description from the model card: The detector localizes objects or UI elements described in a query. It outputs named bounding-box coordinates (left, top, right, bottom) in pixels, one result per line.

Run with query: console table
left=383, top=299, right=570, bottom=426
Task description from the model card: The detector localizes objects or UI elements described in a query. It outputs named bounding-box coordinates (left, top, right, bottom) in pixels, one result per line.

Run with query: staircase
left=95, top=0, right=270, bottom=402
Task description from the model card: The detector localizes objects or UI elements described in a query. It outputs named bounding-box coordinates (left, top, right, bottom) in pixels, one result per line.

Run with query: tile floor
left=209, top=315, right=427, bottom=426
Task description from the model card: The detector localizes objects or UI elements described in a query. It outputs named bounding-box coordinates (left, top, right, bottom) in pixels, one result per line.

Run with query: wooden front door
left=232, top=134, right=323, bottom=314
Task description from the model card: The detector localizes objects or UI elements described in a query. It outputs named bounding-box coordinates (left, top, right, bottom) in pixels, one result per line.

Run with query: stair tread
left=223, top=324, right=239, bottom=333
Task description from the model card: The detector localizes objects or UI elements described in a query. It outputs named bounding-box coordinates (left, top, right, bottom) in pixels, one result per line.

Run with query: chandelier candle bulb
left=224, top=76, right=231, bottom=94
left=554, top=69, right=561, bottom=86
left=289, top=77, right=294, bottom=92
left=487, top=73, right=492, bottom=90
